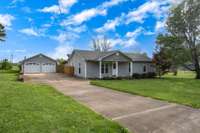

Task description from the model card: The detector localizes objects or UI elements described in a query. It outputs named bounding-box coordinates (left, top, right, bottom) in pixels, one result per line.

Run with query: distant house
left=21, top=54, right=57, bottom=74
left=67, top=50, right=155, bottom=79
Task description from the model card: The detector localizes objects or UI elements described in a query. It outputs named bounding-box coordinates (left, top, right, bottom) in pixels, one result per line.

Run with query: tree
left=166, top=0, right=200, bottom=79
left=92, top=36, right=112, bottom=52
left=0, top=23, right=6, bottom=41
left=0, top=59, right=12, bottom=70
left=153, top=46, right=172, bottom=78
left=156, top=34, right=190, bottom=75
left=57, top=58, right=67, bottom=65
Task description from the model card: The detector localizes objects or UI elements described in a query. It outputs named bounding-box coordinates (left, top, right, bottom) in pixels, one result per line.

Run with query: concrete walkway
left=24, top=73, right=200, bottom=133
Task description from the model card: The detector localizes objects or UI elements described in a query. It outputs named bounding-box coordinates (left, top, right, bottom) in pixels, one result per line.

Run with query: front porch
left=99, top=61, right=132, bottom=79
left=86, top=51, right=133, bottom=79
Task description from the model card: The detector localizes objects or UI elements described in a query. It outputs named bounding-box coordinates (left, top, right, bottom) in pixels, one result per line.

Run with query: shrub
left=132, top=72, right=156, bottom=79
left=0, top=59, right=12, bottom=70
left=147, top=72, right=156, bottom=78
left=132, top=73, right=141, bottom=79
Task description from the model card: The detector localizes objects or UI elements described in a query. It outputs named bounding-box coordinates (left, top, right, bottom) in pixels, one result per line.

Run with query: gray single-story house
left=67, top=50, right=155, bottom=79
left=21, top=54, right=57, bottom=74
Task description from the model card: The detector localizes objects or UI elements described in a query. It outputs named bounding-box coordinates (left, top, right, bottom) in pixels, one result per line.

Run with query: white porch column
left=130, top=62, right=133, bottom=76
left=84, top=62, right=87, bottom=79
left=116, top=61, right=118, bottom=77
left=99, top=61, right=102, bottom=79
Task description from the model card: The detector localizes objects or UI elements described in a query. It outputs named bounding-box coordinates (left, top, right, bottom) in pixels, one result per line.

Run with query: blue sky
left=0, top=0, right=180, bottom=62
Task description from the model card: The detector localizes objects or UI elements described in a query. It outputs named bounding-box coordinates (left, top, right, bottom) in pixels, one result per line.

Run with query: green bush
left=132, top=72, right=156, bottom=79
left=0, top=59, right=12, bottom=70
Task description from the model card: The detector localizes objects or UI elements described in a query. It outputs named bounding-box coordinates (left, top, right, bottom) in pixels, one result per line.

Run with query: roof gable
left=22, top=54, right=56, bottom=63
left=101, top=51, right=132, bottom=62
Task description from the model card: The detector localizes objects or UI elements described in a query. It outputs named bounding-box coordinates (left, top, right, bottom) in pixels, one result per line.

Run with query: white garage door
left=24, top=63, right=40, bottom=73
left=41, top=63, right=56, bottom=73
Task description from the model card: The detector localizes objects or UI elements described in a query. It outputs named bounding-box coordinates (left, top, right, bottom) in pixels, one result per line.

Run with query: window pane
left=101, top=64, right=104, bottom=74
left=143, top=65, right=146, bottom=72
left=113, top=63, right=116, bottom=69
left=105, top=64, right=109, bottom=73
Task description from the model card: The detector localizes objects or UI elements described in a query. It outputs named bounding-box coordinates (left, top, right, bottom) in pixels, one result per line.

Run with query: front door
left=112, top=62, right=116, bottom=76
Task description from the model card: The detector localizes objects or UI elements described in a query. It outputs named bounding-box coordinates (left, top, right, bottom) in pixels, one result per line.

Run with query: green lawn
left=91, top=71, right=200, bottom=108
left=0, top=71, right=128, bottom=133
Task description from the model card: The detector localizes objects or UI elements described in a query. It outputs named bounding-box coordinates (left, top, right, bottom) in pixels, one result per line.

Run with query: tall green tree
left=153, top=45, right=172, bottom=77
left=161, top=0, right=200, bottom=79
left=156, top=34, right=190, bottom=75
left=0, top=23, right=6, bottom=41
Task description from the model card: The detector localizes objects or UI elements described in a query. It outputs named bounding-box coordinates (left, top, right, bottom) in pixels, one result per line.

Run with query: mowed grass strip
left=0, top=71, right=128, bottom=133
left=91, top=71, right=200, bottom=108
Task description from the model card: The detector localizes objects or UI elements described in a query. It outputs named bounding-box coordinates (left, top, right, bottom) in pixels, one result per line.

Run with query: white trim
left=85, top=62, right=87, bottom=79
left=116, top=61, right=118, bottom=77
left=99, top=61, right=102, bottom=79
left=130, top=62, right=133, bottom=76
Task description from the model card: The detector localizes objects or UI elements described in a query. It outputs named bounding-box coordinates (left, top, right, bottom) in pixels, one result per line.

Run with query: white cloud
left=155, top=20, right=166, bottom=31
left=38, top=5, right=61, bottom=14
left=109, top=37, right=138, bottom=48
left=51, top=44, right=73, bottom=59
left=19, top=28, right=39, bottom=36
left=109, top=27, right=144, bottom=48
left=96, top=16, right=122, bottom=33
left=59, top=0, right=77, bottom=9
left=61, top=8, right=107, bottom=26
left=50, top=32, right=75, bottom=59
left=102, top=0, right=128, bottom=8
left=126, top=1, right=162, bottom=24
left=0, top=14, right=15, bottom=27
left=95, top=0, right=173, bottom=34
left=11, top=0, right=25, bottom=4
left=52, top=32, right=79, bottom=43
left=61, top=0, right=128, bottom=26
left=66, top=25, right=87, bottom=33
left=109, top=38, right=123, bottom=47
left=126, top=27, right=143, bottom=38
left=38, top=0, right=77, bottom=14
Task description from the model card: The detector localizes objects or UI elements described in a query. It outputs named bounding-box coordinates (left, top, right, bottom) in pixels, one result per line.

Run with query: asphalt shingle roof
left=72, top=50, right=152, bottom=62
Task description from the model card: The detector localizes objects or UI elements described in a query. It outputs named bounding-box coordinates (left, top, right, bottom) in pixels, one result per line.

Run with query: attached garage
left=22, top=54, right=57, bottom=74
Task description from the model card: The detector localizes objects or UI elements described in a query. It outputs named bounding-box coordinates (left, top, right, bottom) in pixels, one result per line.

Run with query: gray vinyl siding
left=68, top=53, right=86, bottom=78
left=87, top=61, right=99, bottom=78
left=86, top=61, right=113, bottom=78
left=132, top=62, right=155, bottom=74
left=102, top=53, right=130, bottom=62
left=118, top=62, right=130, bottom=77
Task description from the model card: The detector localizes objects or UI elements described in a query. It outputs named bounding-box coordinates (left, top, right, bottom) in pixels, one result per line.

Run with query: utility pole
left=10, top=54, right=13, bottom=63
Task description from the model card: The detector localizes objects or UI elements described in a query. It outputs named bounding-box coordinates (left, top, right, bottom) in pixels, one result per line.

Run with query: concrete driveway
left=23, top=73, right=200, bottom=133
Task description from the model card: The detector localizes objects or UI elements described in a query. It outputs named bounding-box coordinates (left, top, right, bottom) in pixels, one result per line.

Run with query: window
left=143, top=65, right=146, bottom=72
left=129, top=62, right=131, bottom=72
left=78, top=63, right=81, bottom=74
left=113, top=63, right=116, bottom=69
left=101, top=63, right=109, bottom=74
left=105, top=64, right=109, bottom=73
left=101, top=64, right=104, bottom=74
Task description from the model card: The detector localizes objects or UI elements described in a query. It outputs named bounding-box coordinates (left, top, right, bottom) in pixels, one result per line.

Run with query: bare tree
left=0, top=23, right=6, bottom=41
left=92, top=36, right=112, bottom=52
